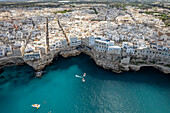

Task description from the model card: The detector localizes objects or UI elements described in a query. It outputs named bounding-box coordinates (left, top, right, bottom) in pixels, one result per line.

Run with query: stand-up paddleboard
left=31, top=104, right=40, bottom=109
left=75, top=75, right=83, bottom=78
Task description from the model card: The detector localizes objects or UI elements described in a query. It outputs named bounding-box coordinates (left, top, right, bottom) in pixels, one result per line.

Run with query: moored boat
left=31, top=104, right=40, bottom=109
left=82, top=78, right=85, bottom=82
left=35, top=71, right=43, bottom=77
left=83, top=73, right=86, bottom=77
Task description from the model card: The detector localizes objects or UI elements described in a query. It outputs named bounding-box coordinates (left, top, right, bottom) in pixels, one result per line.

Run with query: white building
left=12, top=47, right=21, bottom=56
left=122, top=42, right=133, bottom=49
left=16, top=31, right=23, bottom=40
left=107, top=45, right=121, bottom=54
left=85, top=36, right=96, bottom=46
left=61, top=39, right=67, bottom=48
left=68, top=37, right=81, bottom=47
left=95, top=40, right=114, bottom=52
left=95, top=39, right=108, bottom=52
left=24, top=51, right=41, bottom=61
left=0, top=46, right=5, bottom=57
left=89, top=36, right=95, bottom=46
left=126, top=48, right=135, bottom=55
left=49, top=39, right=67, bottom=50
left=122, top=42, right=128, bottom=48
left=4, top=45, right=12, bottom=53
left=25, top=47, right=34, bottom=53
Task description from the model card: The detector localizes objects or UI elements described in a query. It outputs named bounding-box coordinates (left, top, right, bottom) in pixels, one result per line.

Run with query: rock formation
left=0, top=46, right=170, bottom=75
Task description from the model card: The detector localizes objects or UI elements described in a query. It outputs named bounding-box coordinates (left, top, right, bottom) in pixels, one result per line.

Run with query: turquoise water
left=0, top=54, right=170, bottom=113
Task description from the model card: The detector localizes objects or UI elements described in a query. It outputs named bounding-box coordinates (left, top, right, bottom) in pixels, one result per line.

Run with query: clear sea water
left=0, top=54, right=170, bottom=113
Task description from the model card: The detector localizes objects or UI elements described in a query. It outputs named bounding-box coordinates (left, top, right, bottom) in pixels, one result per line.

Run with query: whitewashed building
left=12, top=47, right=22, bottom=56
left=95, top=39, right=108, bottom=52
left=4, top=45, right=12, bottom=53
left=107, top=45, right=121, bottom=54
left=24, top=51, right=41, bottom=61
left=49, top=39, right=67, bottom=50
left=0, top=46, right=5, bottom=57
left=61, top=39, right=67, bottom=48
left=89, top=36, right=96, bottom=46
left=85, top=36, right=96, bottom=46
left=95, top=40, right=114, bottom=52
left=68, top=37, right=81, bottom=47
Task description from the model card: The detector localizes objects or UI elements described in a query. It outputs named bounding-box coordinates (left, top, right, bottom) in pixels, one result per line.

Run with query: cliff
left=59, top=47, right=81, bottom=58
left=55, top=47, right=170, bottom=74
left=0, top=56, right=24, bottom=69
left=0, top=47, right=170, bottom=75
left=25, top=50, right=58, bottom=71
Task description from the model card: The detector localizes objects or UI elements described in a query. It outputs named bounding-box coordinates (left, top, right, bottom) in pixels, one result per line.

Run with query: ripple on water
left=0, top=54, right=170, bottom=113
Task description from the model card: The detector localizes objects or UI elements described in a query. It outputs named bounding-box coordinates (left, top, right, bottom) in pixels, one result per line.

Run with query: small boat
left=35, top=71, right=43, bottom=77
left=83, top=73, right=86, bottom=77
left=82, top=78, right=85, bottom=82
left=31, top=104, right=40, bottom=109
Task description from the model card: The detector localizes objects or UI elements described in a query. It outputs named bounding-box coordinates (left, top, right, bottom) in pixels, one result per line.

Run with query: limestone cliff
left=25, top=50, right=58, bottom=71
left=0, top=56, right=24, bottom=69
left=0, top=47, right=170, bottom=75
left=59, top=48, right=81, bottom=58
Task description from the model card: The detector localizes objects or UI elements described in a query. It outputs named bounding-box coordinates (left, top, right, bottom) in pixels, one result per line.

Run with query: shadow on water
left=44, top=53, right=170, bottom=88
left=0, top=64, right=35, bottom=86
left=0, top=53, right=170, bottom=88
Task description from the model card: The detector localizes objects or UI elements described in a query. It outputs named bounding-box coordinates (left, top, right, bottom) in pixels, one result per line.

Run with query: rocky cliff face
left=83, top=49, right=123, bottom=73
left=0, top=47, right=170, bottom=75
left=0, top=56, right=24, bottom=69
left=59, top=48, right=81, bottom=58
left=59, top=47, right=170, bottom=74
left=25, top=50, right=58, bottom=71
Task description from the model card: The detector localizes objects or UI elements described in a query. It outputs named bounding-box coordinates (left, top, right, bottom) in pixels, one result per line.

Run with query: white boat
left=83, top=73, right=86, bottom=77
left=82, top=78, right=85, bottom=82
left=31, top=104, right=40, bottom=109
left=35, top=71, right=43, bottom=77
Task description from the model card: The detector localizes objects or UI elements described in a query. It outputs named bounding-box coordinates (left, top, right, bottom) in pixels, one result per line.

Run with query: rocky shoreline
left=0, top=47, right=170, bottom=75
